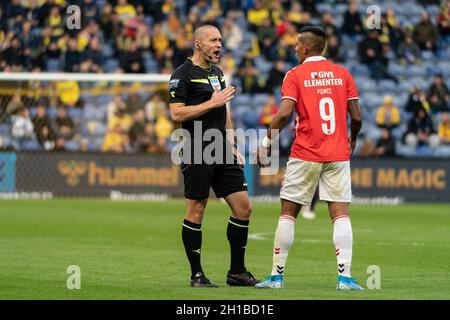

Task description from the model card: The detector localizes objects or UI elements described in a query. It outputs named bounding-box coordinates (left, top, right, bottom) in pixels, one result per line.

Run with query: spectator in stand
left=405, top=87, right=432, bottom=114
left=125, top=83, right=145, bottom=115
left=115, top=0, right=137, bottom=25
left=128, top=109, right=147, bottom=152
left=404, top=108, right=440, bottom=148
left=142, top=122, right=160, bottom=153
left=358, top=136, right=376, bottom=157
left=259, top=95, right=279, bottom=128
left=358, top=29, right=399, bottom=83
left=81, top=0, right=100, bottom=25
left=373, top=128, right=396, bottom=157
left=219, top=50, right=236, bottom=76
left=269, top=0, right=285, bottom=27
left=266, top=60, right=286, bottom=94
left=257, top=17, right=277, bottom=59
left=99, top=3, right=117, bottom=43
left=437, top=1, right=450, bottom=38
left=81, top=37, right=104, bottom=73
left=414, top=11, right=439, bottom=52
left=287, top=1, right=303, bottom=28
left=281, top=22, right=299, bottom=48
left=103, top=103, right=133, bottom=153
left=375, top=95, right=401, bottom=131
left=247, top=0, right=269, bottom=32
left=378, top=13, right=403, bottom=54
left=321, top=12, right=340, bottom=40
left=55, top=107, right=75, bottom=141
left=427, top=73, right=450, bottom=113
left=120, top=40, right=145, bottom=73
left=300, top=0, right=317, bottom=16
left=145, top=91, right=166, bottom=123
left=268, top=35, right=299, bottom=64
left=154, top=107, right=173, bottom=153
left=107, top=95, right=126, bottom=124
left=438, top=112, right=450, bottom=144
left=5, top=93, right=25, bottom=118
left=325, top=34, right=344, bottom=62
left=32, top=104, right=56, bottom=150
left=1, top=36, right=23, bottom=69
left=102, top=122, right=129, bottom=153
left=55, top=80, right=80, bottom=109
left=11, top=107, right=34, bottom=150
left=173, top=28, right=193, bottom=68
left=236, top=63, right=263, bottom=94
left=150, top=23, right=170, bottom=64
left=398, top=33, right=422, bottom=64
left=341, top=0, right=364, bottom=36
left=108, top=102, right=133, bottom=134
left=64, top=37, right=81, bottom=72
left=5, top=0, right=25, bottom=31
left=46, top=5, right=64, bottom=42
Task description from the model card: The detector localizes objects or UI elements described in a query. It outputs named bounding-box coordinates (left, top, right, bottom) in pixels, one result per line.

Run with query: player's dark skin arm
left=256, top=99, right=295, bottom=167
left=348, top=99, right=362, bottom=155
left=169, top=86, right=235, bottom=123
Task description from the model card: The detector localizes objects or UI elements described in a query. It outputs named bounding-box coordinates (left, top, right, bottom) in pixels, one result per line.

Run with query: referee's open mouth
left=212, top=50, right=220, bottom=59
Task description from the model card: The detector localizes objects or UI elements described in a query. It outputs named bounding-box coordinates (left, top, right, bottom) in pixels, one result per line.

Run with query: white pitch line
left=248, top=233, right=271, bottom=240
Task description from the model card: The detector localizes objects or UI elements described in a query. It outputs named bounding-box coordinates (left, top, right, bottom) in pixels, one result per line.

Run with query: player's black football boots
left=226, top=271, right=260, bottom=286
left=190, top=272, right=218, bottom=288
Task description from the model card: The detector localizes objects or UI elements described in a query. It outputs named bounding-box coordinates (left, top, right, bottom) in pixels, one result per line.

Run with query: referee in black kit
left=168, top=25, right=259, bottom=288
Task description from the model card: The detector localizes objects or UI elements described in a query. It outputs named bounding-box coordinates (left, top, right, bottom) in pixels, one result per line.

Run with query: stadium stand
left=0, top=0, right=449, bottom=157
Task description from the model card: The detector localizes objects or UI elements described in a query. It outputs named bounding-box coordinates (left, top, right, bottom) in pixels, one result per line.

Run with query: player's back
left=282, top=57, right=358, bottom=162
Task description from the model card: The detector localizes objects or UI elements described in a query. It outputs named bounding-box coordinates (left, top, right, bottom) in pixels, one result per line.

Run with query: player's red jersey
left=281, top=56, right=359, bottom=162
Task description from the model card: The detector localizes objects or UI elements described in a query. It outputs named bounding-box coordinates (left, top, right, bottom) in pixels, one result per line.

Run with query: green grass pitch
left=0, top=199, right=449, bottom=299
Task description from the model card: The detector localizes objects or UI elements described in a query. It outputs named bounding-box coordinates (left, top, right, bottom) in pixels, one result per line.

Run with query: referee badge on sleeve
left=209, top=78, right=221, bottom=91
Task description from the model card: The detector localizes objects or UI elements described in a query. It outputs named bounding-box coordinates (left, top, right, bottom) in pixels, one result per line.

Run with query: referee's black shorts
left=181, top=162, right=248, bottom=200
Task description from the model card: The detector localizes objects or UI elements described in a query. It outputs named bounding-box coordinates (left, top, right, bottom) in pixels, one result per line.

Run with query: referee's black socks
left=227, top=216, right=249, bottom=274
left=182, top=219, right=203, bottom=278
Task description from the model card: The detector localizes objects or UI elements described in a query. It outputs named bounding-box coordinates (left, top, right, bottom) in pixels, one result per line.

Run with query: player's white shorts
left=280, top=157, right=352, bottom=205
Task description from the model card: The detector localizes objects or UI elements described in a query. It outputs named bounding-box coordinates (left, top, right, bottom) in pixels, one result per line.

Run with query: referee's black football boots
left=226, top=271, right=260, bottom=286
left=190, top=272, right=218, bottom=288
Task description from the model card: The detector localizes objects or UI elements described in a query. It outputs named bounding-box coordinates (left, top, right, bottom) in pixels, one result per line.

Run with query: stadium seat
left=388, top=63, right=408, bottom=77
left=21, top=139, right=41, bottom=151
left=378, top=79, right=398, bottom=91
left=351, top=64, right=370, bottom=76
left=366, top=124, right=382, bottom=141
left=395, top=141, right=416, bottom=157
left=391, top=124, right=406, bottom=140
left=416, top=145, right=434, bottom=157
left=105, top=59, right=119, bottom=72
left=252, top=93, right=269, bottom=107
left=242, top=110, right=260, bottom=129
left=421, top=50, right=435, bottom=62
left=64, top=140, right=80, bottom=151
left=232, top=94, right=252, bottom=108
left=406, top=64, right=427, bottom=77
left=0, top=135, right=11, bottom=148
left=0, top=124, right=11, bottom=135
left=47, top=107, right=58, bottom=118
left=68, top=108, right=82, bottom=121
left=46, top=59, right=60, bottom=72
left=434, top=145, right=450, bottom=157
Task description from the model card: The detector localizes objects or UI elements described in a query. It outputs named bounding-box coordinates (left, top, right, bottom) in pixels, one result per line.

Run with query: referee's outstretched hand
left=210, top=86, right=235, bottom=108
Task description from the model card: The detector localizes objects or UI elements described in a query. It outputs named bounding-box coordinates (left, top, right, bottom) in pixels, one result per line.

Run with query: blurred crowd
left=0, top=0, right=449, bottom=156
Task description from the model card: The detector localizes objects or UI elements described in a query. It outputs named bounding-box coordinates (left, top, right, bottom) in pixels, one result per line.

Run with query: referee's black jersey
left=168, top=58, right=227, bottom=136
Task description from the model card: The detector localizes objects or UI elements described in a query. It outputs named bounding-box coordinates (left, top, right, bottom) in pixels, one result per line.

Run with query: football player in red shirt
left=255, top=26, right=363, bottom=290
